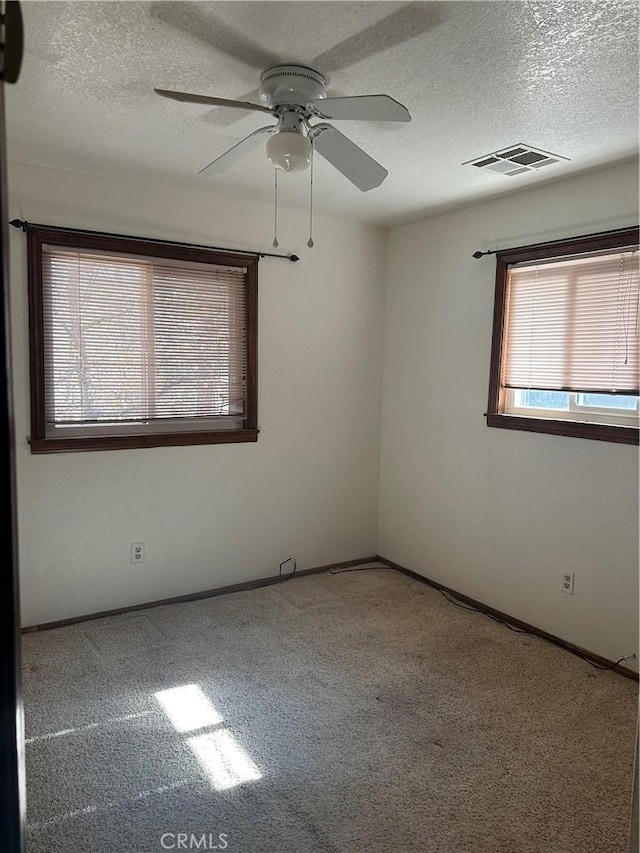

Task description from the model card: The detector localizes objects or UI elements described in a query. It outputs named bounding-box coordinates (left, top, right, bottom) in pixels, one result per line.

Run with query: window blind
left=501, top=248, right=640, bottom=394
left=42, top=245, right=248, bottom=431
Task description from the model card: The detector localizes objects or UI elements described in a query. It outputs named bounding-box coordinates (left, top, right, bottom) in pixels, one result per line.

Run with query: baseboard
left=24, top=554, right=636, bottom=682
left=21, top=555, right=380, bottom=633
left=377, top=556, right=639, bottom=682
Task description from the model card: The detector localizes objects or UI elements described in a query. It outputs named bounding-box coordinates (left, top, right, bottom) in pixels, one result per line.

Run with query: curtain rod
left=9, top=219, right=300, bottom=262
left=472, top=226, right=637, bottom=259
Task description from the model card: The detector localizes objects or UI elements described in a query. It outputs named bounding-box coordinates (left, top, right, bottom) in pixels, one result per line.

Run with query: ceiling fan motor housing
left=259, top=65, right=327, bottom=109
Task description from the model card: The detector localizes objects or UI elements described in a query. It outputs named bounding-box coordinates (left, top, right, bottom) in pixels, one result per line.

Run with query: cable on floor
left=279, top=557, right=296, bottom=581
left=326, top=564, right=633, bottom=674
left=437, top=588, right=629, bottom=671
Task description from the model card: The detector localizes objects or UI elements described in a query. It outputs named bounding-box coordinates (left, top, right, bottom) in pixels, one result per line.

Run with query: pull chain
left=272, top=169, right=279, bottom=248
left=307, top=142, right=315, bottom=248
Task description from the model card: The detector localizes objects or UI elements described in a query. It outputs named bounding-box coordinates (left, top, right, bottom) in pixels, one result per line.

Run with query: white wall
left=9, top=162, right=386, bottom=626
left=379, top=161, right=639, bottom=669
left=10, top=158, right=639, bottom=667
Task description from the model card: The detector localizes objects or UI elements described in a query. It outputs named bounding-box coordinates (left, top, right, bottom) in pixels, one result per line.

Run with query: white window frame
left=503, top=389, right=639, bottom=428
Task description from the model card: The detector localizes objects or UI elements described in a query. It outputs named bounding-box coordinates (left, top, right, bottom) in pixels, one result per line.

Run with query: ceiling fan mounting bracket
left=259, top=65, right=327, bottom=109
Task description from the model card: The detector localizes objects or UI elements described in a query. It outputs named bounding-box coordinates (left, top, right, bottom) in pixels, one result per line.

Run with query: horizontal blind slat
left=42, top=246, right=248, bottom=427
left=501, top=248, right=640, bottom=394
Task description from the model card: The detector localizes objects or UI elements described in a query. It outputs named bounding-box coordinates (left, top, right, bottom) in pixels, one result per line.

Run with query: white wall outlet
left=131, top=542, right=145, bottom=564
left=561, top=571, right=575, bottom=595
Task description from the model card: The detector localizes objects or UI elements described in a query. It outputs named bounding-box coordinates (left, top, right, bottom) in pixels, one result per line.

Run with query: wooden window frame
left=27, top=226, right=258, bottom=453
left=486, top=228, right=639, bottom=445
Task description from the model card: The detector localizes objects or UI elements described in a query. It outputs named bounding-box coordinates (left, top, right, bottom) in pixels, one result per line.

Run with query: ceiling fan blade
left=310, top=95, right=411, bottom=123
left=312, top=2, right=446, bottom=74
left=201, top=89, right=262, bottom=127
left=199, top=125, right=276, bottom=175
left=149, top=2, right=281, bottom=71
left=155, top=89, right=273, bottom=115
left=310, top=124, right=388, bottom=192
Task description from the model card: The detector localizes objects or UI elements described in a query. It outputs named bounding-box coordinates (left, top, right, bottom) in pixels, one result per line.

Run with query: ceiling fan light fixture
left=266, top=131, right=312, bottom=172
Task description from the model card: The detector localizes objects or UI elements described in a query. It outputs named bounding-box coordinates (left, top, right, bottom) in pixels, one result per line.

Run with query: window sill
left=29, top=429, right=259, bottom=454
left=486, top=413, right=638, bottom=445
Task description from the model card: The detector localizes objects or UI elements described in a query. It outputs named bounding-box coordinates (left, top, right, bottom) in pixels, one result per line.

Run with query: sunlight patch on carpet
left=154, top=684, right=223, bottom=733
left=155, top=683, right=262, bottom=791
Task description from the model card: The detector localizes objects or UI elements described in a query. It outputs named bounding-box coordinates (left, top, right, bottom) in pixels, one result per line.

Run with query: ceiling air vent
left=463, top=144, right=569, bottom=177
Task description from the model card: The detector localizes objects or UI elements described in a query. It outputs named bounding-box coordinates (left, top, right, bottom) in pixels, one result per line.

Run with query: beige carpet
left=22, top=564, right=638, bottom=853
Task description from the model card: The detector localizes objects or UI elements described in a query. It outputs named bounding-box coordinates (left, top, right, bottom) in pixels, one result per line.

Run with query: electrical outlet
left=131, top=542, right=145, bottom=564
left=561, top=571, right=574, bottom=595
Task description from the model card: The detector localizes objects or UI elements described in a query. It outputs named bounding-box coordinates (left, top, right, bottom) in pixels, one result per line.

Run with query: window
left=27, top=226, right=258, bottom=453
left=487, top=228, right=639, bottom=444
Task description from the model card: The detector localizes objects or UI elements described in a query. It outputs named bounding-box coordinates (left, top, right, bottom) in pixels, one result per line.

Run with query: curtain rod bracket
left=9, top=219, right=300, bottom=262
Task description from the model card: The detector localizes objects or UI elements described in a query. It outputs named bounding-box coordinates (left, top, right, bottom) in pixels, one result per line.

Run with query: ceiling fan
left=155, top=64, right=411, bottom=192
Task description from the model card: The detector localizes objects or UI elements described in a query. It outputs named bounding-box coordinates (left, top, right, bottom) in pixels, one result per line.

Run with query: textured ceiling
left=7, top=1, right=639, bottom=226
